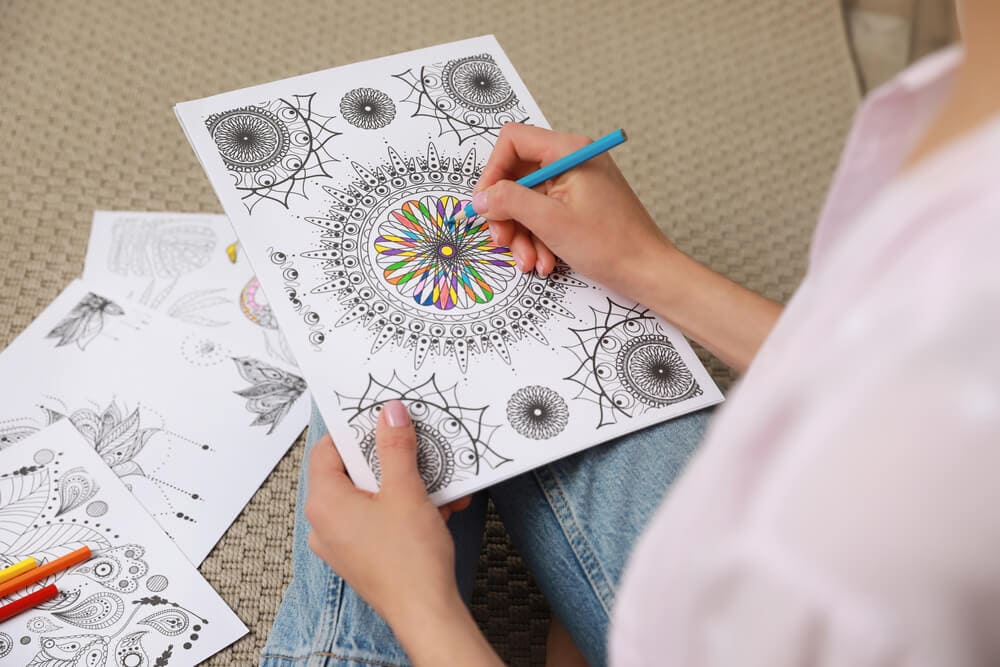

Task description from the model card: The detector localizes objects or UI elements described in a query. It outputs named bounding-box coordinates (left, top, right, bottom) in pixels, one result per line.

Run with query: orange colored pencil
left=0, top=546, right=91, bottom=599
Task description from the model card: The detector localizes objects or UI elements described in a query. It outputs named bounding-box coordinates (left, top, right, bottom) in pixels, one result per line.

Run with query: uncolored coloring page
left=175, top=35, right=724, bottom=503
left=82, top=210, right=299, bottom=368
left=0, top=280, right=309, bottom=564
left=0, top=418, right=247, bottom=665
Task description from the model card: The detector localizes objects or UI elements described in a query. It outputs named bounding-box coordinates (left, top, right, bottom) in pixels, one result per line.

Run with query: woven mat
left=0, top=0, right=859, bottom=663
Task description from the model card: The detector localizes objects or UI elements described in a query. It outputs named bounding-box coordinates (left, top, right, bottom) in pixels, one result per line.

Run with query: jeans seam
left=532, top=464, right=615, bottom=613
left=260, top=650, right=405, bottom=667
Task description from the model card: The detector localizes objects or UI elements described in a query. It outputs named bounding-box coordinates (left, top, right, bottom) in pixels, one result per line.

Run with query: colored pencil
left=0, top=546, right=91, bottom=599
left=0, top=583, right=59, bottom=623
left=0, top=557, right=37, bottom=585
left=449, top=128, right=629, bottom=225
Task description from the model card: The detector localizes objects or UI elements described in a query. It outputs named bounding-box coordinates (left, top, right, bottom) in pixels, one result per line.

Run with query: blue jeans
left=261, top=403, right=709, bottom=667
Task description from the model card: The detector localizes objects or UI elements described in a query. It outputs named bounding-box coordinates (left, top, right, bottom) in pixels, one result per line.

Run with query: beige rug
left=0, top=0, right=859, bottom=663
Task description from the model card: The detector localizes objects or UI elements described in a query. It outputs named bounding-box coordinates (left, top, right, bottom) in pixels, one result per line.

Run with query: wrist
left=621, top=237, right=691, bottom=310
left=389, top=589, right=500, bottom=666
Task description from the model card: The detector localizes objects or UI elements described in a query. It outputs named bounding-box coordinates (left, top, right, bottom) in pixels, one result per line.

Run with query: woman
left=262, top=2, right=1000, bottom=664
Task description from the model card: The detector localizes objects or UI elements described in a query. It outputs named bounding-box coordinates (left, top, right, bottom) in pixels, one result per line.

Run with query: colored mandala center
left=374, top=195, right=516, bottom=311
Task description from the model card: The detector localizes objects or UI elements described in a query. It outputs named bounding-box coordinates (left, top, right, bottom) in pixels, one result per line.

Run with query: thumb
left=478, top=180, right=567, bottom=239
left=374, top=400, right=427, bottom=498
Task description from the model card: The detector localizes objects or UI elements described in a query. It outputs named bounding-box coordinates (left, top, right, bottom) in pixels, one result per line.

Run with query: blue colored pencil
left=450, top=128, right=628, bottom=224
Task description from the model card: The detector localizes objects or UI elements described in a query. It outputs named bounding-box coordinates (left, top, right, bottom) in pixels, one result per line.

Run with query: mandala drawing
left=0, top=632, right=11, bottom=658
left=374, top=195, right=516, bottom=310
left=338, top=374, right=510, bottom=493
left=506, top=386, right=569, bottom=440
left=394, top=53, right=529, bottom=144
left=205, top=93, right=340, bottom=212
left=300, top=143, right=586, bottom=371
left=231, top=357, right=307, bottom=434
left=55, top=467, right=99, bottom=517
left=270, top=248, right=327, bottom=349
left=239, top=277, right=278, bottom=329
left=340, top=87, right=396, bottom=130
left=47, top=293, right=125, bottom=350
left=566, top=299, right=702, bottom=428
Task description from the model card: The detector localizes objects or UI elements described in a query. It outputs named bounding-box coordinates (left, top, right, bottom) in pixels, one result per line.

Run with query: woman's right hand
left=474, top=124, right=680, bottom=302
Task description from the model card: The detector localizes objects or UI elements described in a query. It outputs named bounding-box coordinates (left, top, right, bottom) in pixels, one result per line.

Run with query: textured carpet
left=0, top=0, right=860, bottom=664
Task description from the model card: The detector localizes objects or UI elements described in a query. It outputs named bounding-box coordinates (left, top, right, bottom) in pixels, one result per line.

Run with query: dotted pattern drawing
left=206, top=94, right=340, bottom=212
left=337, top=373, right=510, bottom=493
left=565, top=299, right=702, bottom=428
left=506, top=386, right=569, bottom=440
left=299, top=143, right=586, bottom=371
left=394, top=53, right=529, bottom=144
left=339, top=87, right=396, bottom=130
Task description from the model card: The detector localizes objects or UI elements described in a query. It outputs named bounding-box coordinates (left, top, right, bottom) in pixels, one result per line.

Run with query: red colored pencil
left=0, top=583, right=58, bottom=622
left=0, top=545, right=91, bottom=599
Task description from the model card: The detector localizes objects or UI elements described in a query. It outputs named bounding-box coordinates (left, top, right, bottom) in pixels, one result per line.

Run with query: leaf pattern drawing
left=68, top=402, right=160, bottom=478
left=232, top=357, right=307, bottom=434
left=0, top=462, right=111, bottom=574
left=46, top=293, right=124, bottom=350
left=55, top=467, right=100, bottom=516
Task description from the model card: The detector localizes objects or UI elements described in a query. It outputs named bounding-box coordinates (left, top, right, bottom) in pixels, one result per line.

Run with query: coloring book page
left=0, top=279, right=310, bottom=564
left=82, top=210, right=299, bottom=368
left=0, top=419, right=247, bottom=665
left=175, top=35, right=724, bottom=503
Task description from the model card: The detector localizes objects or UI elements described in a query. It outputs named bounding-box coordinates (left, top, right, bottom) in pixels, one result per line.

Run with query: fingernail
left=512, top=248, right=526, bottom=272
left=535, top=260, right=547, bottom=277
left=383, top=400, right=411, bottom=428
left=472, top=190, right=488, bottom=214
left=488, top=224, right=499, bottom=244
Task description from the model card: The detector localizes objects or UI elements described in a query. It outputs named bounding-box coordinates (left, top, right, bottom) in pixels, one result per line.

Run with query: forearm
left=390, top=591, right=504, bottom=667
left=628, top=242, right=783, bottom=374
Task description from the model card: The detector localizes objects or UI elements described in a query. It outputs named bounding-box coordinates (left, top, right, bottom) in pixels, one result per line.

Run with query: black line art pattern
left=340, top=87, right=396, bottom=130
left=231, top=357, right=307, bottom=434
left=180, top=333, right=229, bottom=367
left=395, top=53, right=529, bottom=144
left=2, top=447, right=216, bottom=666
left=26, top=617, right=62, bottom=634
left=206, top=94, right=340, bottom=212
left=166, top=288, right=231, bottom=327
left=108, top=218, right=216, bottom=308
left=566, top=299, right=702, bottom=428
left=55, top=467, right=99, bottom=517
left=269, top=248, right=327, bottom=349
left=74, top=545, right=149, bottom=594
left=0, top=418, right=42, bottom=450
left=506, top=386, right=569, bottom=440
left=300, top=143, right=586, bottom=371
left=47, top=293, right=125, bottom=350
left=238, top=277, right=278, bottom=329
left=338, top=374, right=510, bottom=493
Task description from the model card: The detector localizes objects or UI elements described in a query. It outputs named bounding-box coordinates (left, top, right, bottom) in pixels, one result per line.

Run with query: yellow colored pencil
left=0, top=557, right=38, bottom=585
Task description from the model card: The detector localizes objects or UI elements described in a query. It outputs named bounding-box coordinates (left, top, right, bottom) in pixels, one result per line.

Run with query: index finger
left=477, top=124, right=590, bottom=191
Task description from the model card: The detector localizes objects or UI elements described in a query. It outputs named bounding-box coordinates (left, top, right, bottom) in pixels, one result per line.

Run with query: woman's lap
left=260, top=404, right=709, bottom=667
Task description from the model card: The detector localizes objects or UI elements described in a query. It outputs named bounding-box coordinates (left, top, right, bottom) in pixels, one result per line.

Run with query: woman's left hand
left=304, top=399, right=494, bottom=663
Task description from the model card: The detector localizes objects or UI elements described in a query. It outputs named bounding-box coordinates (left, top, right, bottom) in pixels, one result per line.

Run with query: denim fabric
left=260, top=404, right=709, bottom=667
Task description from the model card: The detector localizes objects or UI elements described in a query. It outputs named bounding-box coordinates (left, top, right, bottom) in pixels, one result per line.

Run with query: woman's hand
left=304, top=401, right=501, bottom=666
left=474, top=123, right=680, bottom=303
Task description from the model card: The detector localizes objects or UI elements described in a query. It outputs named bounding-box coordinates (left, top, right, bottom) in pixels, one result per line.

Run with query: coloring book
left=175, top=35, right=724, bottom=503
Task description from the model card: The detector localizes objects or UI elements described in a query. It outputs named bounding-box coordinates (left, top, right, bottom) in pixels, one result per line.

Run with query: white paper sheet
left=0, top=419, right=247, bottom=665
left=0, top=279, right=309, bottom=564
left=82, top=210, right=299, bottom=368
left=175, top=35, right=724, bottom=503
